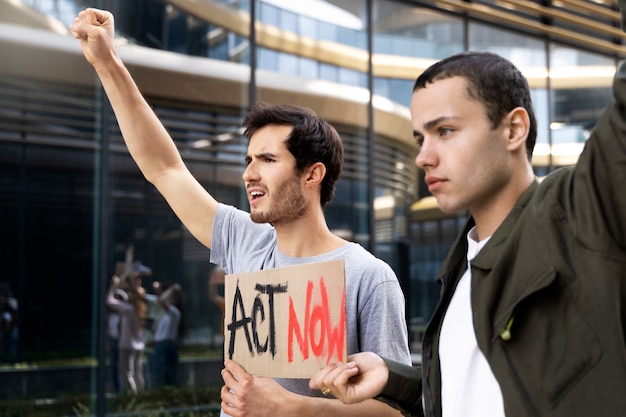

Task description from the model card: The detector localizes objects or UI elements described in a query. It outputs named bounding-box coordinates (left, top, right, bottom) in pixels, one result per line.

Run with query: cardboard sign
left=224, top=259, right=346, bottom=378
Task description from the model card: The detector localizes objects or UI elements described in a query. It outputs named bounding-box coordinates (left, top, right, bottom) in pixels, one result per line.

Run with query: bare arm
left=106, top=275, right=120, bottom=302
left=158, top=283, right=181, bottom=309
left=71, top=8, right=218, bottom=248
left=106, top=276, right=129, bottom=312
left=221, top=359, right=402, bottom=417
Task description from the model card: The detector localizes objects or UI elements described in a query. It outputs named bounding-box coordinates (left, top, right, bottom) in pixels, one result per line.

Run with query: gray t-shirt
left=211, top=203, right=411, bottom=402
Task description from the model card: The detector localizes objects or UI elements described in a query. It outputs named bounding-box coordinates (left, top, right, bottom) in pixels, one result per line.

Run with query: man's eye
left=414, top=137, right=424, bottom=147
left=440, top=127, right=453, bottom=136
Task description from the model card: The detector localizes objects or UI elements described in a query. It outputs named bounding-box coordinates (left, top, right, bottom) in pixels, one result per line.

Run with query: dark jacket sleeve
left=573, top=0, right=626, bottom=251
left=374, top=358, right=424, bottom=417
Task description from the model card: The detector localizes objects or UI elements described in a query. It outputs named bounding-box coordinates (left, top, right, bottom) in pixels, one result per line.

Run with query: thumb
left=225, top=359, right=249, bottom=381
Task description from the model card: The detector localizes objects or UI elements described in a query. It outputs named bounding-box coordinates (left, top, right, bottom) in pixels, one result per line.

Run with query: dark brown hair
left=243, top=102, right=344, bottom=206
left=414, top=51, right=537, bottom=161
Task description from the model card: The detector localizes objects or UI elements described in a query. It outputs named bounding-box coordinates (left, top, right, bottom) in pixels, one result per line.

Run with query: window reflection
left=545, top=45, right=616, bottom=168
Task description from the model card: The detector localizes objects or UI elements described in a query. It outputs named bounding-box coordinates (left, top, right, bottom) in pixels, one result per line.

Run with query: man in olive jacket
left=310, top=2, right=626, bottom=416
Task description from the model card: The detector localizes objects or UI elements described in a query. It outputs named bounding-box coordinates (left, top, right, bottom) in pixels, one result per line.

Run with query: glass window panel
left=338, top=67, right=365, bottom=87
left=259, top=47, right=279, bottom=71
left=469, top=23, right=546, bottom=66
left=299, top=15, right=318, bottom=38
left=300, top=57, right=319, bottom=78
left=279, top=8, right=298, bottom=33
left=548, top=44, right=616, bottom=168
left=374, top=77, right=390, bottom=98
left=373, top=2, right=464, bottom=59
left=389, top=78, right=414, bottom=108
left=337, top=26, right=365, bottom=48
left=260, top=2, right=280, bottom=26
left=318, top=21, right=339, bottom=42
left=277, top=53, right=300, bottom=76
left=319, top=63, right=339, bottom=82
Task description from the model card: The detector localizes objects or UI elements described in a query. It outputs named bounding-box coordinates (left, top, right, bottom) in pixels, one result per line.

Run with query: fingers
left=86, top=8, right=113, bottom=26
left=70, top=8, right=113, bottom=40
left=224, top=359, right=249, bottom=381
left=220, top=384, right=238, bottom=406
left=221, top=363, right=237, bottom=386
left=220, top=385, right=241, bottom=415
left=221, top=360, right=253, bottom=398
left=77, top=8, right=113, bottom=28
left=309, top=361, right=360, bottom=401
left=220, top=365, right=242, bottom=413
left=324, top=363, right=360, bottom=397
left=71, top=8, right=119, bottom=66
left=309, top=363, right=333, bottom=390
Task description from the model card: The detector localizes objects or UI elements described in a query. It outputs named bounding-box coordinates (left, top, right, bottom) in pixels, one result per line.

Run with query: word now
left=226, top=277, right=346, bottom=365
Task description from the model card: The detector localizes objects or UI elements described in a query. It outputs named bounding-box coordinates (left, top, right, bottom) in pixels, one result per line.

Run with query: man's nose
left=414, top=140, right=434, bottom=169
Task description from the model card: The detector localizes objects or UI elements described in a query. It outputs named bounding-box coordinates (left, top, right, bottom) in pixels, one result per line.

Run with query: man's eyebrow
left=414, top=116, right=456, bottom=136
left=245, top=152, right=277, bottom=163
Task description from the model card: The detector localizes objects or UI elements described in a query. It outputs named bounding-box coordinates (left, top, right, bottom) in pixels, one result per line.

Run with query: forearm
left=91, top=55, right=184, bottom=184
left=92, top=55, right=218, bottom=247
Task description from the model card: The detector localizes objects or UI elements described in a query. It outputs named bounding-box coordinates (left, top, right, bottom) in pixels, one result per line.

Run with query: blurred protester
left=107, top=288, right=128, bottom=393
left=143, top=280, right=163, bottom=391
left=107, top=260, right=151, bottom=395
left=154, top=282, right=185, bottom=388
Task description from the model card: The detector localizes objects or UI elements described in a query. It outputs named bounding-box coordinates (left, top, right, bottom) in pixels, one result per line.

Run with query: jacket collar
left=470, top=180, right=538, bottom=271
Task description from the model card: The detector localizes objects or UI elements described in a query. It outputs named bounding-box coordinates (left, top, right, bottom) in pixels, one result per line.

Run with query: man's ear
left=305, top=162, right=326, bottom=187
left=506, top=107, right=530, bottom=152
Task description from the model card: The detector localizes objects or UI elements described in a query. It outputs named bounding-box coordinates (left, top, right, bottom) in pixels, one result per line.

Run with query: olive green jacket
left=379, top=6, right=626, bottom=416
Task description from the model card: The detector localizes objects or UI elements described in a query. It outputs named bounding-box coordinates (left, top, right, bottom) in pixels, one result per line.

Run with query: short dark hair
left=242, top=102, right=344, bottom=207
left=414, top=51, right=537, bottom=161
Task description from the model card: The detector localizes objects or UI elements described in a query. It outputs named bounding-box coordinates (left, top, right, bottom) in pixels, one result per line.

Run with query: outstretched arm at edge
left=310, top=352, right=423, bottom=416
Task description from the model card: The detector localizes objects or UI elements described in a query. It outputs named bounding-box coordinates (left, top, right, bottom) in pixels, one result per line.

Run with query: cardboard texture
left=224, top=259, right=347, bottom=378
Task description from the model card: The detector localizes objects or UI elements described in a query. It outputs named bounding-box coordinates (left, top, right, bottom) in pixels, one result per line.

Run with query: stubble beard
left=250, top=175, right=307, bottom=225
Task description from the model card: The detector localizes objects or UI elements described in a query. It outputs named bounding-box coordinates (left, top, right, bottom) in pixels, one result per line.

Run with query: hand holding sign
left=224, top=259, right=347, bottom=378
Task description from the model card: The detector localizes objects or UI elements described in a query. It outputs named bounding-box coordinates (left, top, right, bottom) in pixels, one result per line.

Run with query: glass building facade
left=0, top=0, right=622, bottom=415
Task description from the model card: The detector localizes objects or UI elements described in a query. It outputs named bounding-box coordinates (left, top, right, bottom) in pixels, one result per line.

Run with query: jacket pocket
left=496, top=268, right=602, bottom=409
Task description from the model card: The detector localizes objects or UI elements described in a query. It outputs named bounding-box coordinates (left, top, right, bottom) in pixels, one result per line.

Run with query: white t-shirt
left=439, top=227, right=505, bottom=417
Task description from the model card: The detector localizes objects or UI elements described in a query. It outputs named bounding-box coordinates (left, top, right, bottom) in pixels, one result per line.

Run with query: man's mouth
left=250, top=190, right=266, bottom=201
left=424, top=175, right=445, bottom=192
